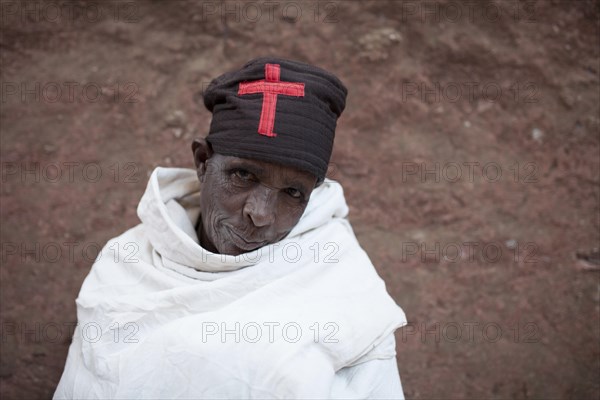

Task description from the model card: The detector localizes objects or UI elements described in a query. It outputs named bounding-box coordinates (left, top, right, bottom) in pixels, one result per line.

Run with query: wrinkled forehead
left=211, top=153, right=317, bottom=189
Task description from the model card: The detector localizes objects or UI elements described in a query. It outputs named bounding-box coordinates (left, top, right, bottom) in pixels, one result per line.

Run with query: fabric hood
left=137, top=167, right=350, bottom=276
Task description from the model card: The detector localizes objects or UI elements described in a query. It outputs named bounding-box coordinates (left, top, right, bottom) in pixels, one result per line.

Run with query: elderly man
left=55, top=57, right=407, bottom=399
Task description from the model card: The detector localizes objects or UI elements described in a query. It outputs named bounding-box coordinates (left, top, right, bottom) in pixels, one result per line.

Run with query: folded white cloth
left=54, top=167, right=407, bottom=399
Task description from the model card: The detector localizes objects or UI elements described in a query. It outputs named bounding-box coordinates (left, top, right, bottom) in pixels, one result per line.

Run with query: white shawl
left=54, top=167, right=407, bottom=399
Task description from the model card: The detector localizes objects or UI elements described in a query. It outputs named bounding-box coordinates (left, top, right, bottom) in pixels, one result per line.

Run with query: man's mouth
left=226, top=226, right=267, bottom=252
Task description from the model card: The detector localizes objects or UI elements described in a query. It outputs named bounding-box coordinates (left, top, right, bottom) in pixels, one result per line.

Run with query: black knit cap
left=203, top=57, right=347, bottom=183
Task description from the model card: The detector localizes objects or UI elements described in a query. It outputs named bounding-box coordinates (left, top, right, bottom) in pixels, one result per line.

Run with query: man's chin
left=216, top=242, right=262, bottom=257
left=222, top=226, right=270, bottom=254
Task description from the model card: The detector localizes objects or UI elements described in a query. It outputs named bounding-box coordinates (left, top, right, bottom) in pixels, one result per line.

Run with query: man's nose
left=243, top=186, right=276, bottom=227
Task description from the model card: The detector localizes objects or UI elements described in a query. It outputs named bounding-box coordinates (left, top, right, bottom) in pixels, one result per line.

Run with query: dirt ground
left=1, top=0, right=599, bottom=398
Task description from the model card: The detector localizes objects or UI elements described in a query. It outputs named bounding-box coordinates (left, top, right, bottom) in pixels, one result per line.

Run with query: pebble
left=477, top=101, right=493, bottom=113
left=165, top=110, right=186, bottom=127
left=532, top=128, right=543, bottom=142
left=43, top=144, right=57, bottom=154
left=388, top=32, right=401, bottom=42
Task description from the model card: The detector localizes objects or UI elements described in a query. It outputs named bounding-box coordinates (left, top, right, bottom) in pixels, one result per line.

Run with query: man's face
left=193, top=140, right=317, bottom=256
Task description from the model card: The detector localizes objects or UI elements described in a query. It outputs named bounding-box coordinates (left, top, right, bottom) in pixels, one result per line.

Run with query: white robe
left=54, top=167, right=407, bottom=399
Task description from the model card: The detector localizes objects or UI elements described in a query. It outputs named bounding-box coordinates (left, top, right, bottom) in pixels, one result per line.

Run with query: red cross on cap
left=237, top=63, right=305, bottom=137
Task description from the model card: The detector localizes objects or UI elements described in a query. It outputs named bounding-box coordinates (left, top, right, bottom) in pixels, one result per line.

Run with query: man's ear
left=192, top=138, right=213, bottom=179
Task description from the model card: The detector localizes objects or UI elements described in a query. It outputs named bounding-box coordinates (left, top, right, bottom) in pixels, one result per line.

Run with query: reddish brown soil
left=1, top=1, right=599, bottom=399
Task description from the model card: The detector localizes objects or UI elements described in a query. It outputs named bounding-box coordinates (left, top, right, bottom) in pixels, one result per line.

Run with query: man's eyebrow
left=229, top=161, right=265, bottom=176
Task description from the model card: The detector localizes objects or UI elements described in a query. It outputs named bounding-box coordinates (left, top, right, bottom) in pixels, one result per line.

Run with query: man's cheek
left=285, top=202, right=308, bottom=222
left=278, top=210, right=303, bottom=233
left=214, top=175, right=241, bottom=196
left=220, top=193, right=248, bottom=217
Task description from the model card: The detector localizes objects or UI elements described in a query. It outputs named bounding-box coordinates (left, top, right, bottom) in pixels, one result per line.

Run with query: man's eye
left=232, top=169, right=253, bottom=181
left=285, top=188, right=302, bottom=199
